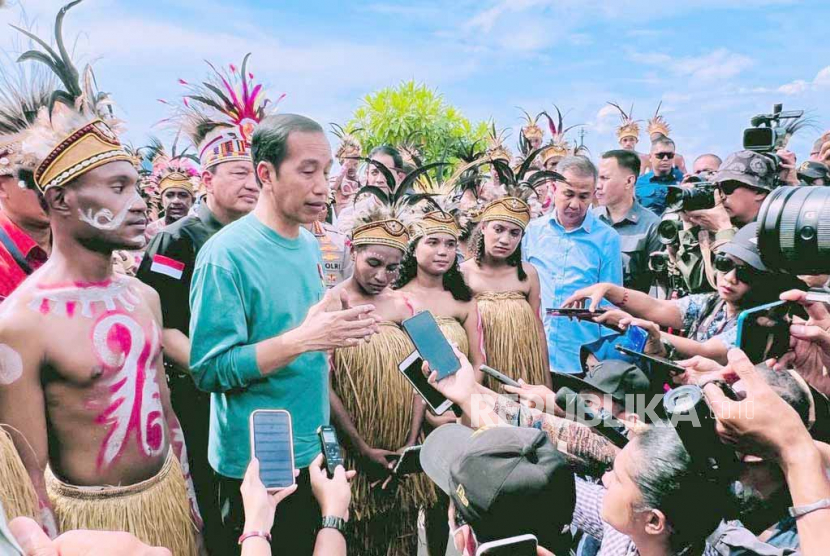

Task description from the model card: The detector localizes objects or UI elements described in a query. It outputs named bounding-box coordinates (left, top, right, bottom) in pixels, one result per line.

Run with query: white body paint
left=78, top=191, right=142, bottom=231
left=29, top=279, right=141, bottom=318
left=0, top=344, right=23, bottom=385
left=93, top=315, right=165, bottom=467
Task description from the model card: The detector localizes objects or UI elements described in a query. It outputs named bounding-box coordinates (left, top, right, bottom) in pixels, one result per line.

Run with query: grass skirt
left=45, top=451, right=197, bottom=556
left=332, top=323, right=436, bottom=556
left=476, top=291, right=549, bottom=390
left=0, top=427, right=37, bottom=521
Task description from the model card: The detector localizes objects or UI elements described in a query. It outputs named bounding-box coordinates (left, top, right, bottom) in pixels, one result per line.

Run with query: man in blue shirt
left=635, top=136, right=683, bottom=214
left=523, top=155, right=623, bottom=375
left=189, top=114, right=377, bottom=555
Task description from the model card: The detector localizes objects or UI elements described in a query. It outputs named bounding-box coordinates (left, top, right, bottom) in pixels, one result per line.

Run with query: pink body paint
left=404, top=295, right=415, bottom=317
left=92, top=313, right=165, bottom=469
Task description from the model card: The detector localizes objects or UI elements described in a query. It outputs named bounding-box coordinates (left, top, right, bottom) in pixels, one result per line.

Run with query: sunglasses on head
left=654, top=152, right=675, bottom=160
left=714, top=254, right=759, bottom=283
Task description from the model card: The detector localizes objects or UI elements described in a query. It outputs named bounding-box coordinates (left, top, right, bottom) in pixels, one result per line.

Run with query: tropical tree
left=347, top=80, right=489, bottom=172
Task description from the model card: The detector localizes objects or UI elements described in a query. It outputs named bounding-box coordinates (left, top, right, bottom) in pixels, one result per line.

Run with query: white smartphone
left=398, top=350, right=453, bottom=415
left=475, top=534, right=538, bottom=556
left=249, top=409, right=295, bottom=491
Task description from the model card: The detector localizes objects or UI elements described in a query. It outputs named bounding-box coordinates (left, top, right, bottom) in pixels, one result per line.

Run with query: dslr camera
left=657, top=212, right=683, bottom=246
left=664, top=179, right=718, bottom=213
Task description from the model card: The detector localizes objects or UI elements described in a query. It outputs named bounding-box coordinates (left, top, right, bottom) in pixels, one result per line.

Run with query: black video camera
left=648, top=251, right=671, bottom=273
left=743, top=103, right=804, bottom=154
left=665, top=182, right=717, bottom=213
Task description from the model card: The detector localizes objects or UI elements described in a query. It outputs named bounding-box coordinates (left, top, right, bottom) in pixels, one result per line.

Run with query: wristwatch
left=321, top=515, right=347, bottom=534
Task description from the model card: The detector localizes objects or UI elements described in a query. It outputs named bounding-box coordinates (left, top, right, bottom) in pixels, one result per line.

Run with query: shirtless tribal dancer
left=0, top=3, right=198, bottom=554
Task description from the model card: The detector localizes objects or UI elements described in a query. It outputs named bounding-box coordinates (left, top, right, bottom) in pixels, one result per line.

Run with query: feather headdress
left=539, top=106, right=582, bottom=164
left=14, top=0, right=131, bottom=191
left=647, top=101, right=671, bottom=139
left=518, top=108, right=545, bottom=156
left=331, top=123, right=362, bottom=163
left=608, top=102, right=640, bottom=142
left=0, top=41, right=56, bottom=178
left=142, top=135, right=199, bottom=195
left=351, top=204, right=410, bottom=253
left=485, top=123, right=512, bottom=162
left=167, top=53, right=282, bottom=169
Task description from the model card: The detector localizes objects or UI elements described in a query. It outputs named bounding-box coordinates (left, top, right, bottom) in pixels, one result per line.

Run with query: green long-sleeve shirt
left=189, top=214, right=328, bottom=478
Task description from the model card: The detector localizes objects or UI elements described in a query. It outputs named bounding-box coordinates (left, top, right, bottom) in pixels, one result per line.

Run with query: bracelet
left=617, top=288, right=630, bottom=308
left=238, top=531, right=272, bottom=545
left=789, top=498, right=830, bottom=519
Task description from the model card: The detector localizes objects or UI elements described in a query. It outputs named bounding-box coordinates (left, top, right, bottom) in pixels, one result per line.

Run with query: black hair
left=602, top=149, right=641, bottom=177
left=651, top=135, right=675, bottom=150
left=633, top=424, right=736, bottom=555
left=251, top=113, right=324, bottom=183
left=394, top=237, right=473, bottom=301
left=472, top=223, right=527, bottom=281
left=368, top=145, right=404, bottom=171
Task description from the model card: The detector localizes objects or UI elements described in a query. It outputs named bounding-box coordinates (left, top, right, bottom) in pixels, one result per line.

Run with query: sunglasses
left=717, top=181, right=745, bottom=196
left=654, top=152, right=675, bottom=160
left=714, top=254, right=759, bottom=283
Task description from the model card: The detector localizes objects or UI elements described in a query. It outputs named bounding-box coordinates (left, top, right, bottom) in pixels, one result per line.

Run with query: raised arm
left=562, top=282, right=684, bottom=330
left=189, top=263, right=378, bottom=393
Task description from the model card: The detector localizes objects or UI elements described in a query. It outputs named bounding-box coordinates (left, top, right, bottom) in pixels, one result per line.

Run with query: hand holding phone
left=399, top=351, right=453, bottom=415
left=480, top=364, right=521, bottom=388
left=402, top=311, right=461, bottom=380
left=392, top=445, right=423, bottom=476
left=250, top=410, right=295, bottom=491
left=736, top=301, right=807, bottom=364
left=475, top=534, right=538, bottom=555
left=317, top=425, right=344, bottom=479
left=615, top=345, right=685, bottom=376
left=546, top=307, right=607, bottom=319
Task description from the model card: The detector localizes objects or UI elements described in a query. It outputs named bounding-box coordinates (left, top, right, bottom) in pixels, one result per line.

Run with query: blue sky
left=2, top=0, right=829, bottom=164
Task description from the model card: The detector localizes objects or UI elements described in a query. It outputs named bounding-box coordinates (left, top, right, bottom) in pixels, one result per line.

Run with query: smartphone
left=546, top=307, right=607, bottom=318
left=480, top=364, right=521, bottom=388
left=398, top=351, right=453, bottom=415
left=317, top=425, right=344, bottom=479
left=402, top=311, right=460, bottom=380
left=250, top=410, right=295, bottom=491
left=392, top=445, right=423, bottom=476
left=475, top=534, right=538, bottom=556
left=615, top=345, right=685, bottom=376
left=736, top=300, right=805, bottom=364
left=620, top=325, right=648, bottom=353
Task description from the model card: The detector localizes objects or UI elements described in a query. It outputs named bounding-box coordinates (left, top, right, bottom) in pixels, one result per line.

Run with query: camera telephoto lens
left=657, top=216, right=682, bottom=246
left=757, top=185, right=830, bottom=275
left=649, top=252, right=670, bottom=273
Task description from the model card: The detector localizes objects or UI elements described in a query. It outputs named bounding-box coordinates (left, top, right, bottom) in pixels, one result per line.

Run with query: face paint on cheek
left=0, top=344, right=23, bottom=385
left=77, top=190, right=142, bottom=231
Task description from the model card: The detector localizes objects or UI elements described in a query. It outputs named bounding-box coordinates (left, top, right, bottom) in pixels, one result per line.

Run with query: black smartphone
left=475, top=534, right=538, bottom=555
left=615, top=345, right=685, bottom=376
left=392, top=445, right=423, bottom=476
left=736, top=301, right=806, bottom=364
left=250, top=410, right=295, bottom=491
left=398, top=351, right=453, bottom=415
left=546, top=307, right=607, bottom=318
left=317, top=425, right=344, bottom=479
left=480, top=364, right=521, bottom=388
left=402, top=311, right=460, bottom=380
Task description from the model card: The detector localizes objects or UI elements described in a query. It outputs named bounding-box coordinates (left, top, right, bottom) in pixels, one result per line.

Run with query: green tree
left=347, top=80, right=489, bottom=169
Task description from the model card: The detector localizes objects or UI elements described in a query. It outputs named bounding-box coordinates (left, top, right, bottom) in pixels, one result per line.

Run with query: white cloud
left=778, top=65, right=830, bottom=95
left=629, top=48, right=754, bottom=82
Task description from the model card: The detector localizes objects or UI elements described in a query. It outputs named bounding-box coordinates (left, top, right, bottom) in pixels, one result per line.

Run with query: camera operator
left=636, top=136, right=683, bottom=215
left=423, top=353, right=734, bottom=556
left=705, top=349, right=830, bottom=556
left=419, top=424, right=576, bottom=556
left=797, top=161, right=829, bottom=186
left=564, top=223, right=806, bottom=363
left=711, top=151, right=778, bottom=232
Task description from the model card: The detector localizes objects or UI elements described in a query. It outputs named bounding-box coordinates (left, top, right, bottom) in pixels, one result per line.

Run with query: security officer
left=136, top=125, right=261, bottom=553
left=307, top=204, right=353, bottom=288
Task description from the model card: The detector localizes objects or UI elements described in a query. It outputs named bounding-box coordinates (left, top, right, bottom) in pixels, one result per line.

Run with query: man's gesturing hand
left=299, top=289, right=380, bottom=351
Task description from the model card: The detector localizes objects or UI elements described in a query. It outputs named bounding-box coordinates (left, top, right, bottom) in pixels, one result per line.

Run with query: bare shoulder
left=120, top=275, right=162, bottom=322
left=522, top=262, right=539, bottom=280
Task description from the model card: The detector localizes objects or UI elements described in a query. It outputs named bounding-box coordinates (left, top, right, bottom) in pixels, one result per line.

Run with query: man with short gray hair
left=189, top=113, right=378, bottom=554
left=523, top=155, right=623, bottom=375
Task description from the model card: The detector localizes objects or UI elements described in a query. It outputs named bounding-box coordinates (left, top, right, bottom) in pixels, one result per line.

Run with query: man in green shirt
left=189, top=114, right=378, bottom=555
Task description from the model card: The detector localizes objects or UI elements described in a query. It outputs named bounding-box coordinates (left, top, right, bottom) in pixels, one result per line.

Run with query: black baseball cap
left=718, top=222, right=766, bottom=272
left=555, top=359, right=651, bottom=404
left=420, top=424, right=575, bottom=546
